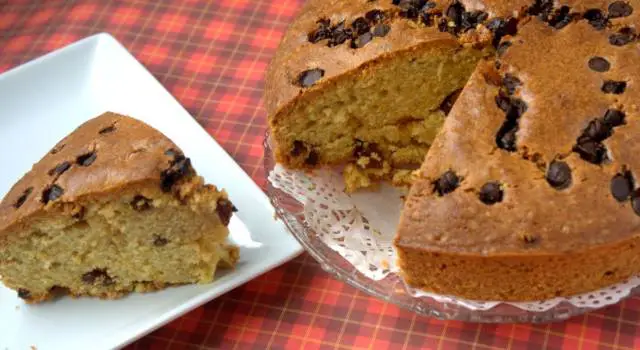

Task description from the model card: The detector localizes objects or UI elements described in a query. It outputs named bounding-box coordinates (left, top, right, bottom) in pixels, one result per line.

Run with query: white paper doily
left=268, top=164, right=640, bottom=312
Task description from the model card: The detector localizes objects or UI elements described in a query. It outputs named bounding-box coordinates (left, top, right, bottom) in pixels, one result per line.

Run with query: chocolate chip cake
left=0, top=112, right=238, bottom=303
left=267, top=0, right=640, bottom=300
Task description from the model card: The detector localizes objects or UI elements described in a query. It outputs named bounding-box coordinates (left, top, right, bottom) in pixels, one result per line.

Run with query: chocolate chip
left=305, top=150, right=319, bottom=165
left=588, top=56, right=610, bottom=72
left=131, top=195, right=152, bottom=211
left=508, top=100, right=527, bottom=119
left=632, top=190, right=640, bottom=216
left=439, top=89, right=462, bottom=115
left=372, top=24, right=391, bottom=37
left=496, top=120, right=518, bottom=151
left=77, top=152, right=97, bottom=166
left=546, top=160, right=572, bottom=189
left=153, top=235, right=169, bottom=247
left=291, top=140, right=306, bottom=157
left=308, top=18, right=332, bottom=43
left=328, top=22, right=353, bottom=47
left=354, top=140, right=383, bottom=168
left=351, top=17, right=371, bottom=35
left=50, top=144, right=65, bottom=155
left=611, top=172, right=634, bottom=202
left=479, top=182, right=503, bottom=205
left=528, top=0, right=554, bottom=17
left=14, top=187, right=33, bottom=209
left=160, top=156, right=193, bottom=192
left=433, top=170, right=461, bottom=196
left=440, top=1, right=488, bottom=34
left=495, top=92, right=512, bottom=112
left=216, top=198, right=236, bottom=226
left=309, top=28, right=331, bottom=43
left=583, top=9, right=608, bottom=30
left=365, top=9, right=386, bottom=23
left=17, top=288, right=31, bottom=300
left=445, top=1, right=465, bottom=25
left=496, top=41, right=512, bottom=56
left=601, top=80, right=627, bottom=94
left=298, top=68, right=324, bottom=88
left=573, top=140, right=608, bottom=164
left=604, top=109, right=626, bottom=127
left=82, top=268, right=113, bottom=286
left=609, top=27, right=635, bottom=46
left=351, top=32, right=373, bottom=49
left=398, top=0, right=423, bottom=19
left=502, top=74, right=521, bottom=95
left=486, top=18, right=505, bottom=31
left=486, top=17, right=518, bottom=47
left=42, top=185, right=64, bottom=204
left=423, top=1, right=436, bottom=9
left=48, top=161, right=71, bottom=176
left=608, top=1, right=633, bottom=18
left=99, top=125, right=116, bottom=134
left=547, top=6, right=575, bottom=29
left=495, top=92, right=527, bottom=117
left=582, top=119, right=613, bottom=142
left=521, top=234, right=539, bottom=245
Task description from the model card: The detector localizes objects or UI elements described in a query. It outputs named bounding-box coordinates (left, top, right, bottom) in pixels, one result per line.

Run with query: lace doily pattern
left=268, top=165, right=640, bottom=312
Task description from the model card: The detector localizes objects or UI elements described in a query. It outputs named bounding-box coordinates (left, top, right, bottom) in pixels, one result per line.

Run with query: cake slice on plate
left=0, top=112, right=238, bottom=303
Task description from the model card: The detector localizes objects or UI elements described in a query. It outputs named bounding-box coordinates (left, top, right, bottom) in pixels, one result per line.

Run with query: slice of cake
left=0, top=112, right=238, bottom=303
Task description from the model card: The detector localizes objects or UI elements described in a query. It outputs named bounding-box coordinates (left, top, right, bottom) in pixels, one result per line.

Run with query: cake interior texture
left=0, top=178, right=237, bottom=303
left=271, top=45, right=484, bottom=191
left=0, top=112, right=238, bottom=303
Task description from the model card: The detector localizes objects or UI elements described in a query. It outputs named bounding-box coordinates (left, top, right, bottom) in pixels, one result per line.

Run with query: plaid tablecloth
left=1, top=1, right=639, bottom=349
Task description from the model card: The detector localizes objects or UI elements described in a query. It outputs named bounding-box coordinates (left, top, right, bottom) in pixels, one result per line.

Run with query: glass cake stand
left=263, top=132, right=637, bottom=323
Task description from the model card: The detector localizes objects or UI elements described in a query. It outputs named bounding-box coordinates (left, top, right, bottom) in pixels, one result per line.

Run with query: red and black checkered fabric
left=1, top=1, right=640, bottom=349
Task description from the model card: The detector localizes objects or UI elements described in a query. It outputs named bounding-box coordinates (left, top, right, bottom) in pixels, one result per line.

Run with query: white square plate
left=0, top=33, right=302, bottom=350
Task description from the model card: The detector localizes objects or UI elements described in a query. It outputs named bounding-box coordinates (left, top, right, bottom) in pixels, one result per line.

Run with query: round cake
left=266, top=0, right=640, bottom=301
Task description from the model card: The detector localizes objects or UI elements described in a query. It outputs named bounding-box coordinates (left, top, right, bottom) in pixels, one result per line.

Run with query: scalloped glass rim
left=263, top=132, right=639, bottom=323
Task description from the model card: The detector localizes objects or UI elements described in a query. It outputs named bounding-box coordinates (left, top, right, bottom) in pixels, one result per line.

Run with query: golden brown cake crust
left=396, top=1, right=640, bottom=300
left=0, top=112, right=184, bottom=238
left=265, top=0, right=454, bottom=118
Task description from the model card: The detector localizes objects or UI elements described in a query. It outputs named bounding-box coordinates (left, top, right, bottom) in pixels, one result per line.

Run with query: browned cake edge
left=395, top=235, right=640, bottom=301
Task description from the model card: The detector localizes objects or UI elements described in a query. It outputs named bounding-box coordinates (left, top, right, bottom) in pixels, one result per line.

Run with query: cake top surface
left=265, top=0, right=640, bottom=119
left=397, top=0, right=640, bottom=254
left=0, top=112, right=190, bottom=233
left=265, top=0, right=465, bottom=117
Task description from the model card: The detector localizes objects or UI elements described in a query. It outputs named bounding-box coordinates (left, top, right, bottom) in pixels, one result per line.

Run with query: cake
left=267, top=0, right=640, bottom=300
left=0, top=112, right=238, bottom=303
